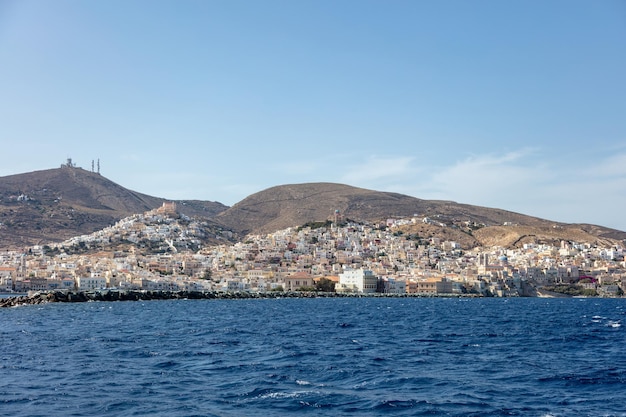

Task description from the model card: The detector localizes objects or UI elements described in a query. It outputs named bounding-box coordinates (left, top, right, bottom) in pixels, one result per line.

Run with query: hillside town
left=1, top=203, right=625, bottom=298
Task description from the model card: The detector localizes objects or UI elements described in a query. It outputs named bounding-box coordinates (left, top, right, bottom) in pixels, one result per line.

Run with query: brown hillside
left=214, top=183, right=626, bottom=247
left=0, top=167, right=228, bottom=248
left=472, top=225, right=621, bottom=249
left=2, top=170, right=624, bottom=250
left=215, top=183, right=419, bottom=235
left=371, top=220, right=624, bottom=250
left=394, top=223, right=480, bottom=248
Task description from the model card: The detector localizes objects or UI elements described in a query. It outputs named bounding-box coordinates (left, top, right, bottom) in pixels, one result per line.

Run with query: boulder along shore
left=0, top=289, right=477, bottom=307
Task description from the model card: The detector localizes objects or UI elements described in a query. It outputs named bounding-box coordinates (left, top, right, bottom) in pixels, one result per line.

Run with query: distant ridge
left=0, top=168, right=624, bottom=249
left=214, top=182, right=624, bottom=240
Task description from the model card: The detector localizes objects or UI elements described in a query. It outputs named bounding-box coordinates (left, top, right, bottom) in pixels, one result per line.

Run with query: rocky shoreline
left=0, top=289, right=480, bottom=307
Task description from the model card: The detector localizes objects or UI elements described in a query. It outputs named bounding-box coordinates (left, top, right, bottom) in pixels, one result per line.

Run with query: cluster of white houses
left=0, top=261, right=460, bottom=296
left=1, top=207, right=625, bottom=297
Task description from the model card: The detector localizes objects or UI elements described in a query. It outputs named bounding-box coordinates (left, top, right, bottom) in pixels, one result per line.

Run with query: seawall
left=0, top=289, right=475, bottom=307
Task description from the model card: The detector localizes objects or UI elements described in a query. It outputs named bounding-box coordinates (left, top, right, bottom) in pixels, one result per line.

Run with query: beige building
left=406, top=278, right=453, bottom=294
left=283, top=272, right=314, bottom=291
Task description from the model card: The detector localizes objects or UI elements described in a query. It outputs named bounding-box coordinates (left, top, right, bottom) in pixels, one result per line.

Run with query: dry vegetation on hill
left=392, top=223, right=623, bottom=250
left=0, top=167, right=227, bottom=248
left=1, top=169, right=624, bottom=250
left=215, top=183, right=626, bottom=248
left=213, top=182, right=557, bottom=236
left=393, top=223, right=479, bottom=248
left=472, top=225, right=621, bottom=249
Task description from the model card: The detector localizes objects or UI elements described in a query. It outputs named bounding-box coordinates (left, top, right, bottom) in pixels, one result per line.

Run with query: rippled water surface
left=1, top=297, right=625, bottom=416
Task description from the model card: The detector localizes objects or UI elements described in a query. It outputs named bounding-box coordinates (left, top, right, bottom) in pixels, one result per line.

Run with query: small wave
left=540, top=369, right=625, bottom=386
left=244, top=387, right=274, bottom=399
left=413, top=338, right=444, bottom=343
left=257, top=389, right=320, bottom=400
left=374, top=399, right=428, bottom=410
left=259, top=391, right=298, bottom=400
left=154, top=360, right=178, bottom=369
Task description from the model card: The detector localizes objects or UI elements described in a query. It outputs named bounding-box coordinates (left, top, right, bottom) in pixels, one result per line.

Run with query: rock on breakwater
left=0, top=289, right=471, bottom=307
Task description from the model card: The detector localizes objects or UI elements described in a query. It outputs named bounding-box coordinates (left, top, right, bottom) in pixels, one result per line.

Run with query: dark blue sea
left=1, top=297, right=625, bottom=416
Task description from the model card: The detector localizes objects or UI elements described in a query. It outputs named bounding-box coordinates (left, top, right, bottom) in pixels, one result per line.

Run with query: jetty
left=0, top=289, right=477, bottom=307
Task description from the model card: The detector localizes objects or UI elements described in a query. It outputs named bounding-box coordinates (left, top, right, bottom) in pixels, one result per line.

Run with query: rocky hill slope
left=214, top=182, right=543, bottom=235
left=214, top=182, right=626, bottom=248
left=0, top=166, right=227, bottom=248
left=1, top=169, right=624, bottom=250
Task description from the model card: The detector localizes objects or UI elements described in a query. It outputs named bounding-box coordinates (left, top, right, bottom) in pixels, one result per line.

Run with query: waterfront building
left=377, top=277, right=407, bottom=294
left=76, top=276, right=107, bottom=290
left=336, top=268, right=377, bottom=293
left=284, top=272, right=314, bottom=291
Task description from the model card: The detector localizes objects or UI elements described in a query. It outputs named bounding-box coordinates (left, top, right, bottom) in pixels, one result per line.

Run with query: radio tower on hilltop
left=90, top=159, right=101, bottom=174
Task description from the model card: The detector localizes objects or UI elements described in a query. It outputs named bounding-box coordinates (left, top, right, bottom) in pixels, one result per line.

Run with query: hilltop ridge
left=0, top=166, right=227, bottom=247
left=213, top=182, right=625, bottom=247
left=0, top=167, right=624, bottom=249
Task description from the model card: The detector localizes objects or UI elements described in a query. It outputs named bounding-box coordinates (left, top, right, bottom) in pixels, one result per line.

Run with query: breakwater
left=0, top=289, right=475, bottom=307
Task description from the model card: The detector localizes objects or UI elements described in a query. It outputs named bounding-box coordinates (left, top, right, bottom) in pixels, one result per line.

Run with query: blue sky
left=1, top=0, right=625, bottom=231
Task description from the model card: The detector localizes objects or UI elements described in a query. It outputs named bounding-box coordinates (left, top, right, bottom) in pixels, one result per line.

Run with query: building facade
left=337, top=268, right=377, bottom=293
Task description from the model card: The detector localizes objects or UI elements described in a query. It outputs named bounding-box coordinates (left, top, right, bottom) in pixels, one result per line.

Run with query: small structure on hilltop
left=61, top=158, right=76, bottom=168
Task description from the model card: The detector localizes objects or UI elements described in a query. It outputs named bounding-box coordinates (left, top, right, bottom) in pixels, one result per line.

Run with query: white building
left=0, top=276, right=12, bottom=292
left=76, top=277, right=107, bottom=290
left=337, top=268, right=377, bottom=293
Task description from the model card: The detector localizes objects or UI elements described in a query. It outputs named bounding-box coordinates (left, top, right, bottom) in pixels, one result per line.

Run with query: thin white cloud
left=340, top=155, right=419, bottom=184
left=587, top=152, right=626, bottom=177
left=406, top=149, right=626, bottom=230
left=413, top=149, right=547, bottom=202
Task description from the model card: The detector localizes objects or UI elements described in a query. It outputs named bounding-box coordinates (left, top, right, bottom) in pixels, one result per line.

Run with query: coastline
left=4, top=288, right=619, bottom=308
